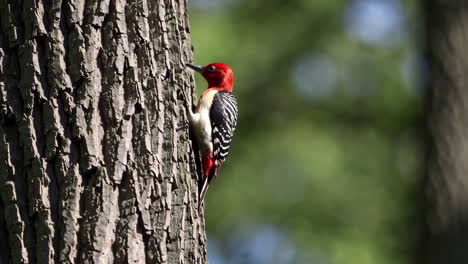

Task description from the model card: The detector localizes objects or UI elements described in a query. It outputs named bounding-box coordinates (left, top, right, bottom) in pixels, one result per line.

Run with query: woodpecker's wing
left=210, top=91, right=238, bottom=164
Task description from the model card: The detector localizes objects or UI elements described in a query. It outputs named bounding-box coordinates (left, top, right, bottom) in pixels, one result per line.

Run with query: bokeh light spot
left=344, top=0, right=405, bottom=46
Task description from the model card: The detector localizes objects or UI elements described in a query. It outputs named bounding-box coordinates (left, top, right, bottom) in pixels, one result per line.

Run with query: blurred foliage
left=188, top=0, right=424, bottom=263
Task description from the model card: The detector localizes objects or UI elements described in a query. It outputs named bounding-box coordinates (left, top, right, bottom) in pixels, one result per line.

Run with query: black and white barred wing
left=210, top=91, right=238, bottom=163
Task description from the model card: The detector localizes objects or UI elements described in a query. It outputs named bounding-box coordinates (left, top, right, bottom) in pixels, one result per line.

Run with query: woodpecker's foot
left=178, top=89, right=193, bottom=109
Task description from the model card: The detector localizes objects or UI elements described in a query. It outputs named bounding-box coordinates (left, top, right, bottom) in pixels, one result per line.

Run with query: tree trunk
left=425, top=1, right=468, bottom=263
left=0, top=0, right=206, bottom=262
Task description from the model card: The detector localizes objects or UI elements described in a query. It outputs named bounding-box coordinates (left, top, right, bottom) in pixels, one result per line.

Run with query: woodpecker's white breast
left=192, top=89, right=218, bottom=153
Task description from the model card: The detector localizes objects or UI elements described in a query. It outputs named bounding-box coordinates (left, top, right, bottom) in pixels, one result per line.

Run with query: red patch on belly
left=202, top=153, right=213, bottom=178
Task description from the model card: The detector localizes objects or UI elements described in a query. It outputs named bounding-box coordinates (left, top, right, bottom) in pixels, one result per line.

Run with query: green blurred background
left=188, top=0, right=425, bottom=263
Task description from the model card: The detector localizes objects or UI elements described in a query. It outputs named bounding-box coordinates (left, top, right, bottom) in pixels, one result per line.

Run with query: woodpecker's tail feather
left=198, top=164, right=220, bottom=210
left=198, top=178, right=209, bottom=209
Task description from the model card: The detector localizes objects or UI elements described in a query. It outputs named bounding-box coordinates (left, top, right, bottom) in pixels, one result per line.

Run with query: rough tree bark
left=425, top=1, right=468, bottom=263
left=0, top=0, right=206, bottom=262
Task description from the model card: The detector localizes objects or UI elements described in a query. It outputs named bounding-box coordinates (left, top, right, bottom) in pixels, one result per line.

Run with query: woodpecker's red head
left=187, top=62, right=234, bottom=92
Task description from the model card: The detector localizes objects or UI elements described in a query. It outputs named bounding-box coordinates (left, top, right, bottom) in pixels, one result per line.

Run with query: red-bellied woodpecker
left=185, top=62, right=238, bottom=205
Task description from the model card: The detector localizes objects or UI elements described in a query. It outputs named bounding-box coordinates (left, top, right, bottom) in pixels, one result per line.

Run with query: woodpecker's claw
left=178, top=89, right=192, bottom=108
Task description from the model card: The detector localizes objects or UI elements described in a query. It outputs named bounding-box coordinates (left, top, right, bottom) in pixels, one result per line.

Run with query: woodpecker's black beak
left=186, top=63, right=205, bottom=73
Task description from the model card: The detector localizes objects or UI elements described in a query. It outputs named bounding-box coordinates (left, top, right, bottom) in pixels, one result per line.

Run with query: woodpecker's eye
left=207, top=65, right=216, bottom=72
